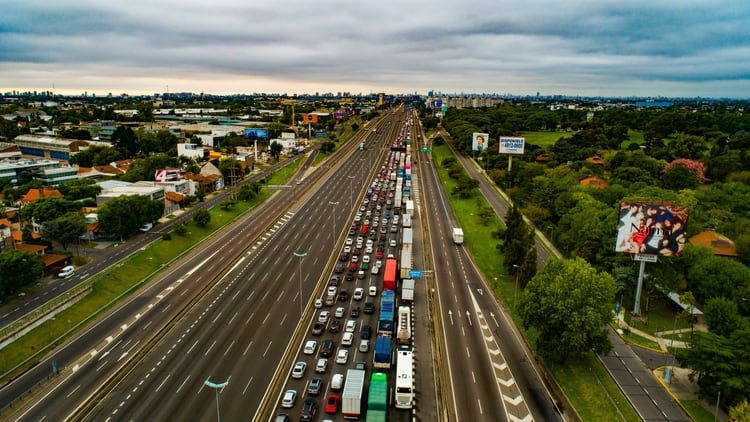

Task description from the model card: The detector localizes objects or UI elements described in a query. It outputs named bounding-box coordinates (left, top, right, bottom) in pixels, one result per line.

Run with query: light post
left=204, top=379, right=229, bottom=422
left=329, top=201, right=338, bottom=249
left=347, top=176, right=354, bottom=209
left=714, top=383, right=721, bottom=421
left=513, top=264, right=519, bottom=309
left=293, top=252, right=307, bottom=318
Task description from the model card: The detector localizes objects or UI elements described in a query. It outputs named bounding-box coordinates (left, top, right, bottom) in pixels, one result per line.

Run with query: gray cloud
left=2, top=0, right=749, bottom=97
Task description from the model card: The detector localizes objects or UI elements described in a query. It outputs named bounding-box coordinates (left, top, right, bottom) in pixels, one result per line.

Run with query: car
left=330, top=276, right=340, bottom=285
left=300, top=397, right=317, bottom=421
left=325, top=393, right=340, bottom=414
left=281, top=389, right=297, bottom=408
left=316, top=358, right=328, bottom=373
left=370, top=265, right=379, bottom=275
left=359, top=339, right=370, bottom=353
left=375, top=250, right=384, bottom=259
left=308, top=377, right=323, bottom=395
left=390, top=239, right=397, bottom=247
left=321, top=340, right=335, bottom=357
left=338, top=290, right=349, bottom=301
left=274, top=414, right=290, bottom=422
left=324, top=295, right=336, bottom=306
left=341, top=332, right=354, bottom=346
left=348, top=228, right=356, bottom=236
left=391, top=225, right=398, bottom=233
left=327, top=285, right=337, bottom=296
left=311, top=322, right=325, bottom=336
left=314, top=297, right=324, bottom=308
left=291, top=361, right=306, bottom=379
left=345, top=238, right=353, bottom=246
left=345, top=319, right=357, bottom=333
left=365, top=246, right=373, bottom=254
left=339, top=253, right=348, bottom=261
left=357, top=270, right=366, bottom=279
left=57, top=265, right=75, bottom=278
left=328, top=319, right=341, bottom=333
left=375, top=260, right=382, bottom=268
left=345, top=273, right=354, bottom=281
left=387, top=253, right=395, bottom=259
left=343, top=245, right=351, bottom=254
left=350, top=255, right=358, bottom=263
left=304, top=340, right=317, bottom=355
left=348, top=262, right=357, bottom=272
left=362, top=255, right=371, bottom=263
left=331, top=373, right=344, bottom=390
left=335, top=349, right=349, bottom=364
left=334, top=307, right=345, bottom=318
left=363, top=302, right=375, bottom=314
left=361, top=324, right=372, bottom=339
left=369, top=285, right=377, bottom=296
left=335, top=263, right=344, bottom=273
left=361, top=262, right=369, bottom=271
left=318, top=311, right=330, bottom=323
left=355, top=361, right=367, bottom=371
left=350, top=306, right=361, bottom=318
left=353, top=288, right=364, bottom=301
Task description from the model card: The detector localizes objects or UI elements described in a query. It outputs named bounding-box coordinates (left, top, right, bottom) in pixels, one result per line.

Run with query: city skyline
left=2, top=1, right=750, bottom=98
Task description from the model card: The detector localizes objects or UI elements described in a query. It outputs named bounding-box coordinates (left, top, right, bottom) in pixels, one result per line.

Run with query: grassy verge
left=0, top=161, right=300, bottom=379
left=521, top=131, right=572, bottom=148
left=431, top=142, right=640, bottom=421
left=680, top=400, right=716, bottom=422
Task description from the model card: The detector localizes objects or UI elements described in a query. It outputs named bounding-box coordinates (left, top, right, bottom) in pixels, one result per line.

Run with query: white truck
left=401, top=278, right=415, bottom=303
left=342, top=368, right=366, bottom=419
left=452, top=227, right=464, bottom=244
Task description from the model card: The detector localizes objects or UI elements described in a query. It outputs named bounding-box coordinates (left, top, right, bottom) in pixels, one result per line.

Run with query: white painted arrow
left=490, top=312, right=499, bottom=327
left=466, top=310, right=472, bottom=326
left=448, top=310, right=454, bottom=325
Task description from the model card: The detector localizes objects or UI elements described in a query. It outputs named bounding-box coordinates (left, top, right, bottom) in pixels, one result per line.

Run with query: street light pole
left=329, top=201, right=338, bottom=249
left=293, top=252, right=308, bottom=318
left=513, top=264, right=520, bottom=309
left=204, top=379, right=229, bottom=422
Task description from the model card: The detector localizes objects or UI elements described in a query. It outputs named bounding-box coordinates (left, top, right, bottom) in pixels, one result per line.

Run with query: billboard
left=433, top=100, right=442, bottom=108
left=472, top=132, right=489, bottom=152
left=615, top=202, right=690, bottom=256
left=499, top=136, right=525, bottom=155
left=302, top=113, right=318, bottom=124
left=244, top=128, right=268, bottom=140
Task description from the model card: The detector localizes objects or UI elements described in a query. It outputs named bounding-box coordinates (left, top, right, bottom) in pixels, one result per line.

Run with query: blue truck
left=373, top=335, right=392, bottom=369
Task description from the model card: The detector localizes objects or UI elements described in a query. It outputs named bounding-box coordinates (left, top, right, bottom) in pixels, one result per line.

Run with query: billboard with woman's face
left=615, top=202, right=690, bottom=256
left=472, top=132, right=488, bottom=152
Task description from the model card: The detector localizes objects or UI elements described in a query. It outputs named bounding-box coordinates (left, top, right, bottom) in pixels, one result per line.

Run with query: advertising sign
left=615, top=202, right=690, bottom=257
left=244, top=128, right=268, bottom=140
left=472, top=132, right=489, bottom=152
left=433, top=100, right=442, bottom=108
left=302, top=113, right=318, bottom=124
left=499, top=136, right=526, bottom=155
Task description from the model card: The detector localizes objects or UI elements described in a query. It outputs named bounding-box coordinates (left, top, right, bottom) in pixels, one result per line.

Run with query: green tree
left=0, top=250, right=44, bottom=297
left=41, top=212, right=87, bottom=250
left=97, top=195, right=163, bottom=239
left=660, top=164, right=701, bottom=190
left=57, top=178, right=102, bottom=201
left=111, top=126, right=138, bottom=158
left=687, top=252, right=750, bottom=302
left=517, top=246, right=537, bottom=290
left=520, top=258, right=616, bottom=362
left=218, top=158, right=243, bottom=186
left=703, top=297, right=745, bottom=337
left=20, top=197, right=79, bottom=224
left=729, top=400, right=750, bottom=422
left=192, top=209, right=211, bottom=227
left=269, top=141, right=283, bottom=160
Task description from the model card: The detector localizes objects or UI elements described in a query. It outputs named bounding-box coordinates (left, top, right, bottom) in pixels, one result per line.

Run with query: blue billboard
left=244, top=128, right=269, bottom=140
left=433, top=100, right=442, bottom=107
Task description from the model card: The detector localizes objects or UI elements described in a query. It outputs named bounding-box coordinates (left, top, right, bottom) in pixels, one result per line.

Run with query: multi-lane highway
left=2, top=112, right=401, bottom=421
left=415, top=119, right=562, bottom=421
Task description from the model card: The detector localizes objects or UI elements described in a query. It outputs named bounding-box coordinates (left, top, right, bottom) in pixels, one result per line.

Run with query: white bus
left=395, top=345, right=414, bottom=409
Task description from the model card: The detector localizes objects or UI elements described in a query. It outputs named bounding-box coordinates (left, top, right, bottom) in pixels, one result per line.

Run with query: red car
left=325, top=393, right=340, bottom=414
left=375, top=250, right=384, bottom=259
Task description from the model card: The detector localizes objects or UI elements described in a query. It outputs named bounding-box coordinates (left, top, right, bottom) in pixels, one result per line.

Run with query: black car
left=300, top=398, right=317, bottom=421
left=328, top=319, right=341, bottom=333
left=361, top=324, right=372, bottom=339
left=363, top=302, right=375, bottom=314
left=339, top=253, right=349, bottom=262
left=321, top=339, right=335, bottom=357
left=345, top=273, right=354, bottom=281
left=348, top=228, right=356, bottom=236
left=338, top=290, right=349, bottom=301
left=350, top=306, right=361, bottom=318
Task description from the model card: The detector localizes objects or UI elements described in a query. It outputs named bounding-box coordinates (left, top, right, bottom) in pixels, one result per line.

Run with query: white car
left=314, top=298, right=323, bottom=309
left=362, top=255, right=370, bottom=264
left=281, top=389, right=297, bottom=408
left=345, top=319, right=357, bottom=333
left=327, top=285, right=337, bottom=296
left=316, top=358, right=328, bottom=373
left=304, top=340, right=317, bottom=355
left=291, top=361, right=306, bottom=379
left=390, top=239, right=397, bottom=247
left=318, top=311, right=330, bottom=323
left=341, top=332, right=354, bottom=346
left=345, top=238, right=353, bottom=246
left=344, top=246, right=351, bottom=254
left=353, top=288, right=364, bottom=301
left=375, top=260, right=382, bottom=268
left=57, top=265, right=75, bottom=278
left=335, top=307, right=345, bottom=318
left=335, top=349, right=349, bottom=364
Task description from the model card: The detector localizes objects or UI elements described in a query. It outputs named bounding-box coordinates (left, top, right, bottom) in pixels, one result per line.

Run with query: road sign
left=408, top=269, right=423, bottom=278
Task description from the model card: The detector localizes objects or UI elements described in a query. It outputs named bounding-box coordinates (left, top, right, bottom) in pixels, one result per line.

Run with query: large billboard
left=472, top=132, right=489, bottom=152
left=302, top=113, right=318, bottom=124
left=615, top=202, right=690, bottom=256
left=499, top=136, right=525, bottom=155
left=244, top=128, right=268, bottom=140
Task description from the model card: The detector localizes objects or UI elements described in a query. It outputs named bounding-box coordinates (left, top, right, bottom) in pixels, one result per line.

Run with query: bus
left=396, top=306, right=411, bottom=344
left=395, top=345, right=414, bottom=409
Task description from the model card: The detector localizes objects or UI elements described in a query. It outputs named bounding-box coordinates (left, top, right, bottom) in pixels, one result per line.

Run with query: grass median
left=0, top=162, right=299, bottom=381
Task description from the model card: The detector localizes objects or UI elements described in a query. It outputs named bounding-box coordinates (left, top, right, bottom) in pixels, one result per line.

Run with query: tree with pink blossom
left=663, top=159, right=709, bottom=183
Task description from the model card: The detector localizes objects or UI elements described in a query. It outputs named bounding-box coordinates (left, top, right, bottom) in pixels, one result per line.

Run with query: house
left=580, top=176, right=609, bottom=189
left=688, top=229, right=739, bottom=259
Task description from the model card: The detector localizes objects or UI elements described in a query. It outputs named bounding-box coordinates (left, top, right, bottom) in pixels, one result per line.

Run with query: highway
left=416, top=119, right=562, bottom=421
left=2, top=113, right=400, bottom=421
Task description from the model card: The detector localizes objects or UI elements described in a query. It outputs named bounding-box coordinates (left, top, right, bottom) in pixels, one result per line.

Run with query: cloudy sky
left=2, top=0, right=750, bottom=98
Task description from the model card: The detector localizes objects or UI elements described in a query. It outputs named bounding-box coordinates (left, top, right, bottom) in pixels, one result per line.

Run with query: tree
left=20, top=197, right=79, bottom=225
left=520, top=258, right=616, bottom=362
left=678, top=328, right=750, bottom=409
left=729, top=400, right=750, bottom=421
left=517, top=246, right=537, bottom=290
left=0, top=250, right=44, bottom=297
left=218, top=158, right=243, bottom=186
left=97, top=195, right=163, bottom=239
left=41, top=212, right=87, bottom=250
left=192, top=209, right=211, bottom=227
left=703, top=297, right=745, bottom=337
left=269, top=141, right=283, bottom=160
left=57, top=178, right=102, bottom=201
left=111, top=126, right=138, bottom=158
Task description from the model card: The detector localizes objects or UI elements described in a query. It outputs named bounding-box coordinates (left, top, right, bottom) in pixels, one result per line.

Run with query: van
left=331, top=373, right=344, bottom=390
